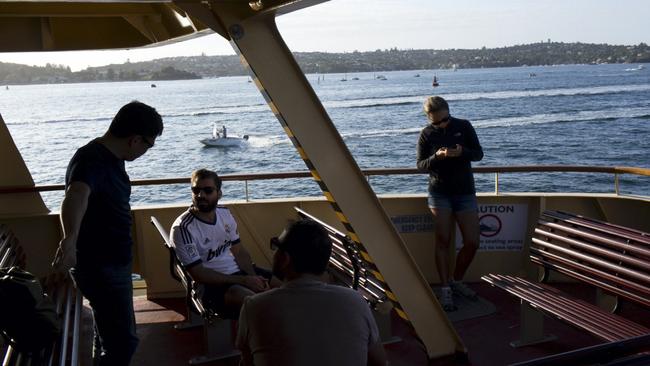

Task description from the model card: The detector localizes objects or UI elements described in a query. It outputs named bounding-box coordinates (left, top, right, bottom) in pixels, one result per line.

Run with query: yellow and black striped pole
left=236, top=50, right=412, bottom=325
left=217, top=12, right=465, bottom=358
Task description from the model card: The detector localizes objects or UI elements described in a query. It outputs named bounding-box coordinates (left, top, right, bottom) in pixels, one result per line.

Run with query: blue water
left=2, top=63, right=649, bottom=210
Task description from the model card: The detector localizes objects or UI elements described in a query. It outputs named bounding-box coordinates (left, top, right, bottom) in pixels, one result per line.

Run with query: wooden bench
left=510, top=333, right=650, bottom=366
left=1, top=224, right=84, bottom=366
left=294, top=207, right=398, bottom=343
left=0, top=224, right=26, bottom=269
left=482, top=210, right=650, bottom=347
left=150, top=216, right=240, bottom=365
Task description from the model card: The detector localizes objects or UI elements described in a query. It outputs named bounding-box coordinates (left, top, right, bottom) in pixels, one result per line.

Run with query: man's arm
left=52, top=181, right=91, bottom=275
left=186, top=264, right=249, bottom=286
left=231, top=243, right=271, bottom=291
left=186, top=261, right=268, bottom=293
left=231, top=243, right=256, bottom=275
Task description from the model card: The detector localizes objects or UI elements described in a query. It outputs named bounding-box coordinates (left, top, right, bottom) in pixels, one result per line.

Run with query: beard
left=193, top=198, right=217, bottom=213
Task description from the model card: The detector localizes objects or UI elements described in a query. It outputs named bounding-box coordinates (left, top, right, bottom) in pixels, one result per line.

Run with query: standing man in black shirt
left=52, top=101, right=163, bottom=365
left=416, top=96, right=483, bottom=311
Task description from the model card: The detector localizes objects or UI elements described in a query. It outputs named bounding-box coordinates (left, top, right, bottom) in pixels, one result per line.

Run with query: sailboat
left=432, top=75, right=439, bottom=87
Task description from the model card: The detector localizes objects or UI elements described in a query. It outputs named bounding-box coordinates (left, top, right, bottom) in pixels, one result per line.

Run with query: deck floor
left=74, top=282, right=650, bottom=365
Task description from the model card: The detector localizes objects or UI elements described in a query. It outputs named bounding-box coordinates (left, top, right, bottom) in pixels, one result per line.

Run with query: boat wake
left=339, top=107, right=650, bottom=139
left=473, top=106, right=650, bottom=128
left=323, top=84, right=650, bottom=110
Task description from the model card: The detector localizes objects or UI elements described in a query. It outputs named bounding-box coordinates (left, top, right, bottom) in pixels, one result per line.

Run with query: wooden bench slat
left=538, top=220, right=650, bottom=262
left=484, top=275, right=633, bottom=341
left=482, top=274, right=649, bottom=341
left=294, top=208, right=389, bottom=306
left=498, top=275, right=649, bottom=338
left=0, top=232, right=16, bottom=267
left=530, top=252, right=650, bottom=307
left=484, top=211, right=650, bottom=349
left=544, top=211, right=650, bottom=245
left=510, top=333, right=650, bottom=366
left=535, top=226, right=650, bottom=271
left=531, top=238, right=650, bottom=285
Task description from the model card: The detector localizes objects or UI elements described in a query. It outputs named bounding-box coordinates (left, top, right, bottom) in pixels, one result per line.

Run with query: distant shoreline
left=2, top=41, right=649, bottom=85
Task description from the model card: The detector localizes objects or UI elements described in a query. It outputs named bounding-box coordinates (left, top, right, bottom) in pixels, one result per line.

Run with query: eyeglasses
left=191, top=186, right=217, bottom=195
left=431, top=115, right=450, bottom=126
left=141, top=135, right=155, bottom=148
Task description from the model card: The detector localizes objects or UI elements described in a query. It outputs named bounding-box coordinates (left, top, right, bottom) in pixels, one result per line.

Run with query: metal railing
left=1, top=165, right=649, bottom=199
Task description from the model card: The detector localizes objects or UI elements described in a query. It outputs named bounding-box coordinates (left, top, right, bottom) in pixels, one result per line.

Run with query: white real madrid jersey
left=170, top=206, right=241, bottom=275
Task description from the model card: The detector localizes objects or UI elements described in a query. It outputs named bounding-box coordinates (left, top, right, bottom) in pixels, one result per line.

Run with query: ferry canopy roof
left=0, top=0, right=327, bottom=52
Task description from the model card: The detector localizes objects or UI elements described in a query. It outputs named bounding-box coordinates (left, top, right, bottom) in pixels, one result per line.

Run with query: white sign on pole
left=456, top=204, right=528, bottom=251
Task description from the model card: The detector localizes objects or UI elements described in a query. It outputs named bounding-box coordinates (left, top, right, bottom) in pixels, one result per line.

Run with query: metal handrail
left=1, top=165, right=648, bottom=195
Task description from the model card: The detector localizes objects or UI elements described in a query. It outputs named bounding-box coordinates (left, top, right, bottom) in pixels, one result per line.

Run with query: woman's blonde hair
left=423, top=96, right=449, bottom=114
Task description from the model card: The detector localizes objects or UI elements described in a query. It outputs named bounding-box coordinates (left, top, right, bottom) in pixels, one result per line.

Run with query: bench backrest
left=294, top=208, right=388, bottom=308
left=0, top=225, right=26, bottom=269
left=150, top=216, right=214, bottom=319
left=530, top=210, right=650, bottom=308
left=0, top=225, right=81, bottom=366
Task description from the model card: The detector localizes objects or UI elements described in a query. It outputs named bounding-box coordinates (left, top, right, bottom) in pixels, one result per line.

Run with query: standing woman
left=416, top=96, right=483, bottom=311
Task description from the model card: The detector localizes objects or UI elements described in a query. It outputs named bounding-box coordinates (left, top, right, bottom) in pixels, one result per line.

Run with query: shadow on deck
left=124, top=283, right=650, bottom=366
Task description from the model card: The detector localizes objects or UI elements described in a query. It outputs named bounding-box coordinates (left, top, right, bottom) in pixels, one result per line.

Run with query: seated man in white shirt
left=170, top=168, right=272, bottom=318
left=236, top=219, right=387, bottom=366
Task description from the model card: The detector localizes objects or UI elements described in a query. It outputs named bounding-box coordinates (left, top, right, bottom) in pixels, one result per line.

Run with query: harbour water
left=2, top=63, right=649, bottom=210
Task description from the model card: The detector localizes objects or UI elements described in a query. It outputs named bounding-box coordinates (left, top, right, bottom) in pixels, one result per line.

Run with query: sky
left=1, top=0, right=649, bottom=71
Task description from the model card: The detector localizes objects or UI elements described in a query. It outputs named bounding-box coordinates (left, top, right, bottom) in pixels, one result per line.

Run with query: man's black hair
left=108, top=101, right=163, bottom=138
left=281, top=220, right=332, bottom=275
left=191, top=168, right=222, bottom=190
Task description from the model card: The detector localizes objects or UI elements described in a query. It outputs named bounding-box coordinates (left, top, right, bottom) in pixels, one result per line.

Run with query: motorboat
left=201, top=124, right=249, bottom=147
left=625, top=65, right=646, bottom=71
left=0, top=2, right=649, bottom=366
left=200, top=135, right=249, bottom=147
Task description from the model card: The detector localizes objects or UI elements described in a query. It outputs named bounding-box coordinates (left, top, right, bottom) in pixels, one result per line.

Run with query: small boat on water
left=201, top=124, right=249, bottom=147
left=625, top=65, right=646, bottom=71
left=432, top=75, right=439, bottom=87
left=200, top=135, right=249, bottom=147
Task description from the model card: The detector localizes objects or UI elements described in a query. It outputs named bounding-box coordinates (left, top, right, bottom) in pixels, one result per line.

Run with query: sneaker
left=450, top=281, right=477, bottom=300
left=439, top=286, right=457, bottom=312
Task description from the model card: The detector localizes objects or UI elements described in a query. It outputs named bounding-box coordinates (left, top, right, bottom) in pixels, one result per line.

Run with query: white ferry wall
left=2, top=193, right=648, bottom=288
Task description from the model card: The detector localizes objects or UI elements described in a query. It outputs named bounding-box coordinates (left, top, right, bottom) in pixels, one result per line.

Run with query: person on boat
left=51, top=101, right=163, bottom=365
left=170, top=168, right=276, bottom=318
left=212, top=123, right=220, bottom=139
left=222, top=125, right=227, bottom=138
left=416, top=96, right=483, bottom=311
left=236, top=219, right=387, bottom=366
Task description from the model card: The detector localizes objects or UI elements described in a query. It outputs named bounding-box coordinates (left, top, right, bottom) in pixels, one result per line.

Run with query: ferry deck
left=1, top=1, right=649, bottom=365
